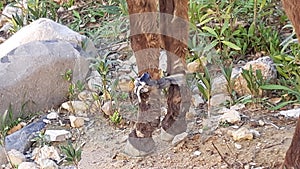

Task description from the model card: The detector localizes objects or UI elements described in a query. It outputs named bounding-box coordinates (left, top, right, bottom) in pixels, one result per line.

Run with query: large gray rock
left=0, top=40, right=89, bottom=117
left=0, top=18, right=96, bottom=58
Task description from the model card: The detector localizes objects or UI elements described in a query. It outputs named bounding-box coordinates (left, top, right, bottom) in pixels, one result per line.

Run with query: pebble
left=39, top=159, right=58, bottom=169
left=101, top=101, right=114, bottom=116
left=7, top=122, right=25, bottom=135
left=230, top=127, right=253, bottom=141
left=218, top=108, right=241, bottom=124
left=172, top=132, right=188, bottom=146
left=234, top=143, right=242, bottom=150
left=46, top=112, right=59, bottom=120
left=32, top=145, right=60, bottom=166
left=187, top=60, right=201, bottom=73
left=250, top=129, right=261, bottom=138
left=69, top=115, right=85, bottom=128
left=18, top=162, right=39, bottom=169
left=44, top=130, right=71, bottom=142
left=230, top=104, right=245, bottom=110
left=193, top=150, right=201, bottom=156
left=87, top=71, right=102, bottom=92
left=8, top=149, right=26, bottom=166
left=78, top=90, right=95, bottom=102
left=61, top=101, right=88, bottom=114
left=258, top=120, right=265, bottom=126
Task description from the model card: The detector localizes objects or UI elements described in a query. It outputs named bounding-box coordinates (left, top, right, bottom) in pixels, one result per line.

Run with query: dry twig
left=212, top=142, right=232, bottom=167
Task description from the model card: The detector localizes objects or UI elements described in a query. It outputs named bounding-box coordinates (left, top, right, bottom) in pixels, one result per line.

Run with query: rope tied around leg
left=133, top=72, right=187, bottom=103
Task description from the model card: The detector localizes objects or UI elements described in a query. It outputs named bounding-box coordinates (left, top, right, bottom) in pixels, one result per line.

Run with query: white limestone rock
left=44, top=130, right=71, bottom=142
left=218, top=108, right=241, bottom=124
left=18, top=162, right=39, bottom=169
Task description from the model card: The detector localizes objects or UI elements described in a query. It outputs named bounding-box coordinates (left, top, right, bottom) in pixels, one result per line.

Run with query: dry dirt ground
left=78, top=103, right=295, bottom=169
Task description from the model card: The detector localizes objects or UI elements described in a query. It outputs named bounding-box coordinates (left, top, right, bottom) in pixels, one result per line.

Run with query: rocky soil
left=78, top=104, right=295, bottom=169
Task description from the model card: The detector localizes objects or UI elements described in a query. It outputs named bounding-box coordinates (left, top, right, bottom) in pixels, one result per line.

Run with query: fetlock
left=161, top=84, right=191, bottom=141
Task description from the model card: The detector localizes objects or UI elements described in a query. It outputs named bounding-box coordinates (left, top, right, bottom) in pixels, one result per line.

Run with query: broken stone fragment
left=101, top=101, right=114, bottom=116
left=44, top=130, right=71, bottom=142
left=172, top=132, right=188, bottom=146
left=46, top=112, right=59, bottom=120
left=8, top=149, right=26, bottom=166
left=38, top=159, right=58, bottom=169
left=218, top=108, right=241, bottom=124
left=18, top=162, right=39, bottom=169
left=61, top=101, right=88, bottom=114
left=32, top=145, right=60, bottom=167
left=69, top=115, right=85, bottom=128
left=229, top=127, right=253, bottom=141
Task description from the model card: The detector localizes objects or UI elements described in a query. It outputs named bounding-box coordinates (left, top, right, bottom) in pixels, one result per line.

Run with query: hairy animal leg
left=159, top=0, right=191, bottom=141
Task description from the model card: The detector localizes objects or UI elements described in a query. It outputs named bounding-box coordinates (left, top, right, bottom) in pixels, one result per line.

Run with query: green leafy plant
left=60, top=142, right=82, bottom=168
left=196, top=67, right=212, bottom=117
left=220, top=63, right=236, bottom=105
left=261, top=75, right=300, bottom=110
left=8, top=0, right=59, bottom=33
left=90, top=54, right=114, bottom=101
left=31, top=131, right=50, bottom=148
left=241, top=65, right=267, bottom=99
left=62, top=69, right=73, bottom=82
left=110, top=110, right=122, bottom=124
left=0, top=104, right=22, bottom=138
left=0, top=104, right=22, bottom=167
left=62, top=69, right=85, bottom=100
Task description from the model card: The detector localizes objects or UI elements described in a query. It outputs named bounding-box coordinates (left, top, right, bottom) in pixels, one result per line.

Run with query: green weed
left=110, top=110, right=122, bottom=124
left=241, top=65, right=266, bottom=98
left=60, top=142, right=82, bottom=168
left=196, top=67, right=212, bottom=117
left=220, top=63, right=237, bottom=105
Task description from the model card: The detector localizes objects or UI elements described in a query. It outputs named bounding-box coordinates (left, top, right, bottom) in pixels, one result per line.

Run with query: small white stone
left=39, top=159, right=58, bottom=169
left=258, top=120, right=265, bottom=126
left=43, top=119, right=51, bottom=124
left=219, top=108, right=241, bottom=124
left=250, top=129, right=261, bottom=138
left=244, top=164, right=250, bottom=169
left=18, top=162, right=39, bottom=169
left=172, top=132, right=188, bottom=145
left=44, top=130, right=71, bottom=142
left=234, top=143, right=242, bottom=150
left=193, top=150, right=201, bottom=156
left=279, top=108, right=300, bottom=118
left=69, top=115, right=85, bottom=128
left=8, top=149, right=25, bottom=166
left=231, top=127, right=253, bottom=141
left=46, top=112, right=59, bottom=120
left=61, top=101, right=88, bottom=114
